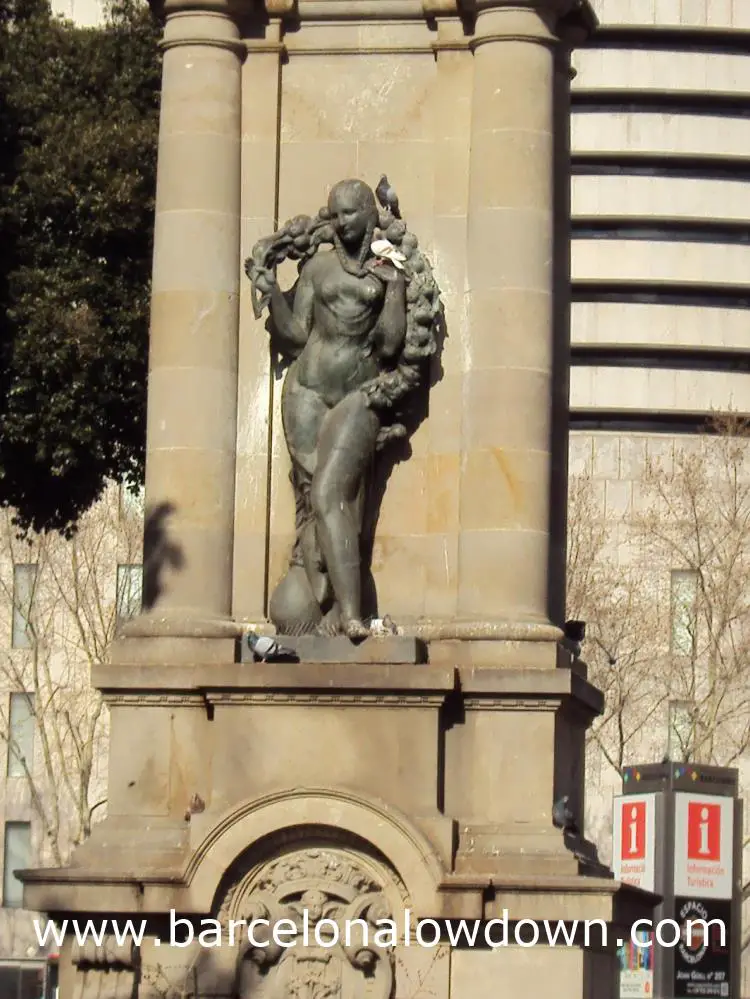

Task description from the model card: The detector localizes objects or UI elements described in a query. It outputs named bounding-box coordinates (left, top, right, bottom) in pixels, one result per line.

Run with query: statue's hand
left=368, top=259, right=405, bottom=285
left=253, top=269, right=277, bottom=295
left=247, top=262, right=278, bottom=319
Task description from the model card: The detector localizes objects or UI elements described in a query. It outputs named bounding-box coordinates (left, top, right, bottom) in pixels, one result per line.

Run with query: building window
left=6, top=694, right=35, bottom=779
left=11, top=565, right=37, bottom=650
left=671, top=570, right=698, bottom=656
left=3, top=822, right=31, bottom=908
left=116, top=564, right=143, bottom=623
left=0, top=962, right=46, bottom=999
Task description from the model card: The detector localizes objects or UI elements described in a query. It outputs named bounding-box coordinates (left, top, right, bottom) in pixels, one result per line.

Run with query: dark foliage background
left=0, top=0, right=160, bottom=534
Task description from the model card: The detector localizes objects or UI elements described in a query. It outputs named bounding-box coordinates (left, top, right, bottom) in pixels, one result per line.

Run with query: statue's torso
left=295, top=252, right=383, bottom=406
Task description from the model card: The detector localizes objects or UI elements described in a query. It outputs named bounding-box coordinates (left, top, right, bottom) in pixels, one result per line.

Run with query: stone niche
left=231, top=0, right=585, bottom=633
left=234, top=5, right=468, bottom=627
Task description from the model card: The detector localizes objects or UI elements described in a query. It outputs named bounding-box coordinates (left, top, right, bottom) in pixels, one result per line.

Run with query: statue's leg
left=281, top=367, right=325, bottom=477
left=311, top=391, right=379, bottom=639
left=269, top=373, right=330, bottom=634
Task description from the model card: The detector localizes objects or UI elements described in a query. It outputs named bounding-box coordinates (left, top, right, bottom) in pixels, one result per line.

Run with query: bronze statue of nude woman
left=246, top=178, right=440, bottom=639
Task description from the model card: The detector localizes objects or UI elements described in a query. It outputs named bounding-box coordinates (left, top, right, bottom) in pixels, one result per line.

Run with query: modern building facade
left=571, top=0, right=750, bottom=452
left=570, top=1, right=750, bottom=989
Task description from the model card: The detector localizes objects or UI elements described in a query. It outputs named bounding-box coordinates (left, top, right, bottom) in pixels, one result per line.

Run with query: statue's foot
left=317, top=604, right=341, bottom=637
left=344, top=618, right=370, bottom=641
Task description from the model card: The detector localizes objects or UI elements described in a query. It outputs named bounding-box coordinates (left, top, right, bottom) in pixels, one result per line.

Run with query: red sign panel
left=613, top=794, right=655, bottom=892
left=687, top=802, right=721, bottom=862
left=674, top=794, right=733, bottom=900
left=621, top=800, right=647, bottom=860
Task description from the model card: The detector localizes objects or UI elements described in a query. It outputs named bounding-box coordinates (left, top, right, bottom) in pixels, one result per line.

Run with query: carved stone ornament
left=71, top=935, right=139, bottom=999
left=221, top=848, right=401, bottom=999
left=245, top=178, right=441, bottom=641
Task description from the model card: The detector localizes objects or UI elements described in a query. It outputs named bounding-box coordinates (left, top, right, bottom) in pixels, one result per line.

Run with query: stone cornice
left=256, top=0, right=594, bottom=19
left=469, top=0, right=595, bottom=17
left=151, top=0, right=597, bottom=47
left=152, top=0, right=596, bottom=44
left=269, top=0, right=426, bottom=17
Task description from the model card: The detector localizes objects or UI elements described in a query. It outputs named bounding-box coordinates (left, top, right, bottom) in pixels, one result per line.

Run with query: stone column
left=231, top=2, right=296, bottom=625
left=434, top=0, right=575, bottom=655
left=134, top=0, right=244, bottom=639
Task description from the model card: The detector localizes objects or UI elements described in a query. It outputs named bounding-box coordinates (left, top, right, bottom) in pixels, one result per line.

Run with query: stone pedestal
left=20, top=2, right=657, bottom=998
left=25, top=662, right=650, bottom=999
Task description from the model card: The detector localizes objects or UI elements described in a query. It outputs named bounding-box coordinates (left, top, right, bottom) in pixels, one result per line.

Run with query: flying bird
left=376, top=175, right=401, bottom=219
left=247, top=632, right=298, bottom=662
left=593, top=636, right=618, bottom=666
left=552, top=795, right=579, bottom=835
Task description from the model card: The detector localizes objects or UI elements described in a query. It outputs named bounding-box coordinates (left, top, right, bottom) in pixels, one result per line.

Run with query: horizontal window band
left=572, top=89, right=750, bottom=114
left=570, top=345, right=750, bottom=373
left=578, top=26, right=750, bottom=54
left=572, top=281, right=750, bottom=308
left=570, top=411, right=748, bottom=434
left=572, top=218, right=750, bottom=244
left=572, top=153, right=750, bottom=180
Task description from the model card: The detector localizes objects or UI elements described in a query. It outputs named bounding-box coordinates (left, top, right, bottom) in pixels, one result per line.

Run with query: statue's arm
left=372, top=270, right=407, bottom=360
left=268, top=264, right=315, bottom=355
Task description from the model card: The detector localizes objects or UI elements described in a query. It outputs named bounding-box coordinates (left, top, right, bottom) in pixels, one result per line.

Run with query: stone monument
left=22, top=2, right=654, bottom=997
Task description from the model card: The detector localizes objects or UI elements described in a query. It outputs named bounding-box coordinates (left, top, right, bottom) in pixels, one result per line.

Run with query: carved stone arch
left=212, top=824, right=410, bottom=921
left=216, top=836, right=403, bottom=999
left=182, top=786, right=445, bottom=916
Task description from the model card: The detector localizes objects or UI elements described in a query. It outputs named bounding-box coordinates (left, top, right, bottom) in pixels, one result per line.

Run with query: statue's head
left=328, top=179, right=378, bottom=250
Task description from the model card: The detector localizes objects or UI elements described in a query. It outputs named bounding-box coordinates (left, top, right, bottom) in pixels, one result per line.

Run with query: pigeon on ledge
left=552, top=795, right=580, bottom=835
left=247, top=632, right=298, bottom=663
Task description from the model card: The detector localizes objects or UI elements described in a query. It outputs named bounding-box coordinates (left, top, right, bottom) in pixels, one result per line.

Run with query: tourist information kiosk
left=613, top=763, right=741, bottom=999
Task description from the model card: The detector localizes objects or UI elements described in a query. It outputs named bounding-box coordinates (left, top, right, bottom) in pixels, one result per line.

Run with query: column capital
left=470, top=0, right=597, bottom=41
left=153, top=0, right=246, bottom=56
left=152, top=0, right=245, bottom=24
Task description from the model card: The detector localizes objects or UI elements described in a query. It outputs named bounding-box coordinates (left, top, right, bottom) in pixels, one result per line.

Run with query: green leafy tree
left=0, top=0, right=160, bottom=535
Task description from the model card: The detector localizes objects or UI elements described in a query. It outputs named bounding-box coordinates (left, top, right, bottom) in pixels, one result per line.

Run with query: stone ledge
left=92, top=662, right=457, bottom=694
left=415, top=618, right=563, bottom=643
left=22, top=868, right=655, bottom=924
left=241, top=634, right=427, bottom=665
left=458, top=665, right=603, bottom=714
left=91, top=663, right=603, bottom=717
left=109, top=635, right=240, bottom=667
left=92, top=663, right=601, bottom=712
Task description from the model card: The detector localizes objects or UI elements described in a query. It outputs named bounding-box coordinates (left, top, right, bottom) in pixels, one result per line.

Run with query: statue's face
left=299, top=889, right=327, bottom=922
left=329, top=184, right=373, bottom=249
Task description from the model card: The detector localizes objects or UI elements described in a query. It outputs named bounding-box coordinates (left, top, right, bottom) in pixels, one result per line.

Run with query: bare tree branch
left=0, top=485, right=142, bottom=866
